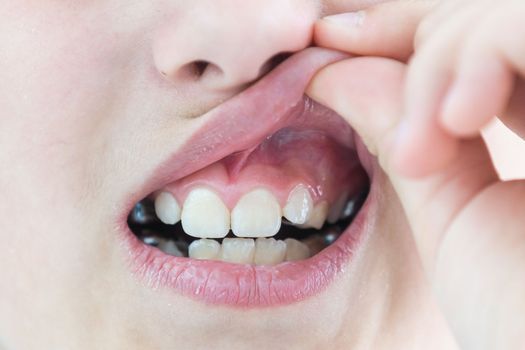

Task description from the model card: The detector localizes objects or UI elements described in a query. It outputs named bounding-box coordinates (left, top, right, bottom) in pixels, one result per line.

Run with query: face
left=0, top=1, right=449, bottom=349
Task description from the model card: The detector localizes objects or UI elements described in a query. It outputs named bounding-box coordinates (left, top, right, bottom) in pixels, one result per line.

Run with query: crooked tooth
left=154, top=192, right=181, bottom=225
left=254, top=238, right=286, bottom=266
left=304, top=201, right=329, bottom=229
left=188, top=239, right=221, bottom=260
left=220, top=238, right=255, bottom=264
left=181, top=187, right=230, bottom=238
left=231, top=188, right=281, bottom=237
left=283, top=184, right=313, bottom=225
left=284, top=238, right=310, bottom=261
left=327, top=191, right=348, bottom=224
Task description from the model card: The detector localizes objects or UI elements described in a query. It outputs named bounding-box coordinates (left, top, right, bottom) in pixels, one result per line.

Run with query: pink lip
left=119, top=47, right=377, bottom=307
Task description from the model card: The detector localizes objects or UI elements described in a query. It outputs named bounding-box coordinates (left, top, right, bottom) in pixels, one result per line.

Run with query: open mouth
left=120, top=48, right=378, bottom=307
left=129, top=125, right=370, bottom=262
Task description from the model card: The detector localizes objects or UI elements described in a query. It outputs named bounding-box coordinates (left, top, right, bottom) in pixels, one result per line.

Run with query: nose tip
left=153, top=2, right=316, bottom=92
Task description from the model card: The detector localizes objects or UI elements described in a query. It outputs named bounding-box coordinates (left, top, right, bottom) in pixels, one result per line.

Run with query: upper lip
left=124, top=47, right=348, bottom=211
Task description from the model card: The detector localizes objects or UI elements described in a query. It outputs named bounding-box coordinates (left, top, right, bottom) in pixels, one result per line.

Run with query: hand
left=306, top=1, right=525, bottom=348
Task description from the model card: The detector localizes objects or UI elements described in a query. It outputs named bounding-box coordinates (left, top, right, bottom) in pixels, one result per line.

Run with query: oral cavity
left=128, top=127, right=369, bottom=266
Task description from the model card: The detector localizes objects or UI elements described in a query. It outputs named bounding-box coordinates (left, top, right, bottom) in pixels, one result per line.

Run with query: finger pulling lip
left=117, top=48, right=376, bottom=307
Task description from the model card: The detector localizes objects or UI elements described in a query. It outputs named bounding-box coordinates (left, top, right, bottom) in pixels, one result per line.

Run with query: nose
left=153, top=1, right=317, bottom=92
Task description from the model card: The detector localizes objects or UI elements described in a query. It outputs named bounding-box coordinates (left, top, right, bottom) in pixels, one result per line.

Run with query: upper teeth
left=327, top=191, right=348, bottom=224
left=231, top=188, right=281, bottom=238
left=154, top=192, right=181, bottom=225
left=181, top=187, right=230, bottom=238
left=301, top=201, right=329, bottom=230
left=153, top=185, right=348, bottom=239
left=283, top=184, right=313, bottom=225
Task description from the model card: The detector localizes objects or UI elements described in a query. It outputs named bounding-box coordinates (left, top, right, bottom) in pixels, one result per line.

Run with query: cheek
left=0, top=4, right=118, bottom=141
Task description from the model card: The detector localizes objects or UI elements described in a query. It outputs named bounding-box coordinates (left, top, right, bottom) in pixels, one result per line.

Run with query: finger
left=306, top=57, right=403, bottom=158
left=314, top=0, right=437, bottom=61
left=441, top=8, right=525, bottom=138
left=306, top=57, right=498, bottom=273
left=393, top=6, right=482, bottom=178
left=414, top=0, right=477, bottom=50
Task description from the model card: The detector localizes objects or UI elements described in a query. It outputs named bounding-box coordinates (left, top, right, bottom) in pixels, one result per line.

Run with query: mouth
left=120, top=48, right=378, bottom=307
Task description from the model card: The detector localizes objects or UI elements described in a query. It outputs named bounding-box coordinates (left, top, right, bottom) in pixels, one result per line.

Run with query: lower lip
left=119, top=183, right=376, bottom=308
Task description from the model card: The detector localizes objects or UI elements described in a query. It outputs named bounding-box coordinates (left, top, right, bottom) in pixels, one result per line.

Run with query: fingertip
left=320, top=11, right=366, bottom=28
left=313, top=12, right=366, bottom=52
left=305, top=61, right=340, bottom=108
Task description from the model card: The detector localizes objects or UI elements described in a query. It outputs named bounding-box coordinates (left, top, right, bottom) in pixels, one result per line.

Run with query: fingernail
left=323, top=11, right=365, bottom=27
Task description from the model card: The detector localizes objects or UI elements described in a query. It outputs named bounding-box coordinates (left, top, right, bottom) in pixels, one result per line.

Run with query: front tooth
left=327, top=191, right=348, bottom=224
left=254, top=238, right=286, bottom=266
left=231, top=188, right=281, bottom=237
left=188, top=239, right=220, bottom=260
left=283, top=184, right=313, bottom=225
left=181, top=187, right=230, bottom=238
left=220, top=238, right=255, bottom=264
left=154, top=192, right=181, bottom=225
left=305, top=201, right=329, bottom=229
left=284, top=238, right=310, bottom=261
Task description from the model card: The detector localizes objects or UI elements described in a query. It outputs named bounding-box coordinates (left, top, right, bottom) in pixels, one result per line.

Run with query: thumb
left=314, top=0, right=437, bottom=61
left=307, top=57, right=499, bottom=274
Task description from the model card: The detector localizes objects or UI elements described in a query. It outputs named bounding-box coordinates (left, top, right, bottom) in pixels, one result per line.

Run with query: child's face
left=0, top=1, right=440, bottom=349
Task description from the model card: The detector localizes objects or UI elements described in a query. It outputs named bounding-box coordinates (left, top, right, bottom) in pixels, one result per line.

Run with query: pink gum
left=161, top=155, right=367, bottom=210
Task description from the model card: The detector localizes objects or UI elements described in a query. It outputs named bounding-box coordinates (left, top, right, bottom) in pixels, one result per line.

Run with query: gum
left=162, top=127, right=368, bottom=209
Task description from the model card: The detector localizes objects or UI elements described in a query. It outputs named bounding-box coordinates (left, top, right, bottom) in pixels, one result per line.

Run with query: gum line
left=162, top=127, right=368, bottom=208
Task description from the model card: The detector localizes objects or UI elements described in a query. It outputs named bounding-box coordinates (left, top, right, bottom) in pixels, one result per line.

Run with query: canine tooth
left=154, top=192, right=181, bottom=225
left=188, top=239, right=220, bottom=260
left=284, top=238, right=310, bottom=261
left=231, top=188, right=281, bottom=237
left=254, top=238, right=286, bottom=266
left=220, top=238, right=255, bottom=264
left=327, top=191, right=349, bottom=224
left=158, top=240, right=184, bottom=257
left=305, top=201, right=329, bottom=229
left=283, top=184, right=313, bottom=225
left=181, top=187, right=230, bottom=238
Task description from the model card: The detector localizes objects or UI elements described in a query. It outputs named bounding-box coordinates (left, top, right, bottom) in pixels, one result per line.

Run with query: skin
left=0, top=0, right=520, bottom=349
left=308, top=0, right=525, bottom=348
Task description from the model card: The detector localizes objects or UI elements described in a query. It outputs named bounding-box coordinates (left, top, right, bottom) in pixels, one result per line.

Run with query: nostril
left=192, top=60, right=211, bottom=78
left=179, top=60, right=223, bottom=81
left=259, top=52, right=294, bottom=77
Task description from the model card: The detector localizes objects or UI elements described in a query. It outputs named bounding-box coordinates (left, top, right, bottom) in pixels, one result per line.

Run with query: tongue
left=163, top=126, right=367, bottom=209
